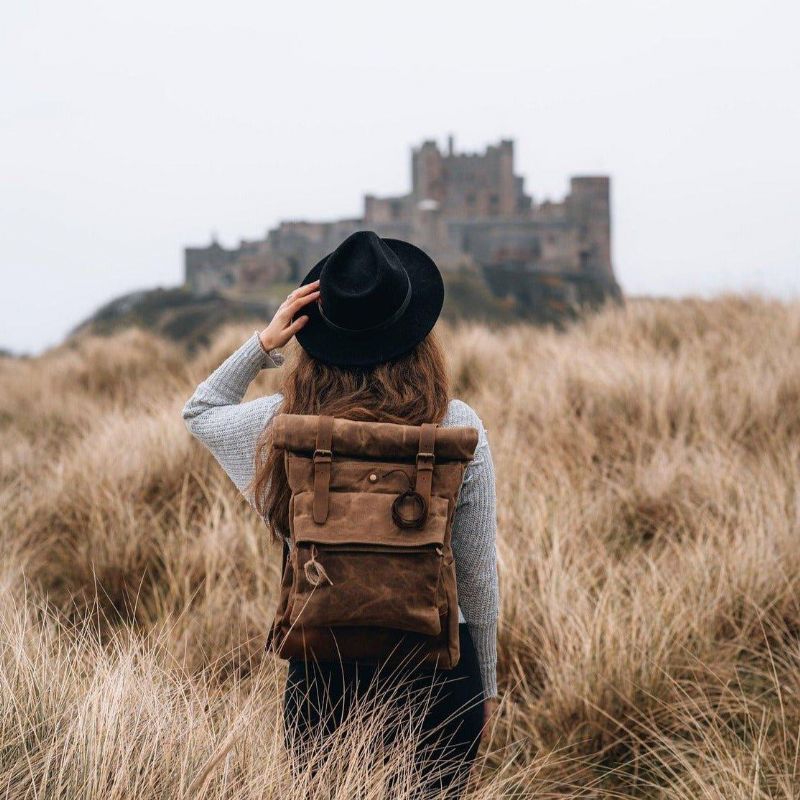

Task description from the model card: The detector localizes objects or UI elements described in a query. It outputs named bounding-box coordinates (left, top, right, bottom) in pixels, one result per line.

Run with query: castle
left=184, top=137, right=621, bottom=314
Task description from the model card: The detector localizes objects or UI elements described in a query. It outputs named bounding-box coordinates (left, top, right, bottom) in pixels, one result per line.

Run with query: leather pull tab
left=312, top=415, right=334, bottom=524
left=413, top=422, right=436, bottom=526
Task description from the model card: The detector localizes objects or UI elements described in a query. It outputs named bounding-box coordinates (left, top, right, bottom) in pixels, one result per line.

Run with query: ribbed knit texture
left=182, top=333, right=499, bottom=697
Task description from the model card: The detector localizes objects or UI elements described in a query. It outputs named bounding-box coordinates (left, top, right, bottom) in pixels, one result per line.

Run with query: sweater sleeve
left=182, top=333, right=284, bottom=505
left=447, top=401, right=500, bottom=699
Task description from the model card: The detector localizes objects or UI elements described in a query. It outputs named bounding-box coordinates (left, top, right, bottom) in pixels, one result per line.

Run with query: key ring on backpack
left=383, top=469, right=429, bottom=529
left=304, top=544, right=335, bottom=587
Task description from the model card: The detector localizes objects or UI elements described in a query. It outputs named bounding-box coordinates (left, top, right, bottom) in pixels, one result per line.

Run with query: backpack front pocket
left=289, top=543, right=444, bottom=636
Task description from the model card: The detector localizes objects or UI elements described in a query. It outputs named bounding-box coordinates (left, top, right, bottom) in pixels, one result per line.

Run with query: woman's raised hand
left=259, top=280, right=320, bottom=352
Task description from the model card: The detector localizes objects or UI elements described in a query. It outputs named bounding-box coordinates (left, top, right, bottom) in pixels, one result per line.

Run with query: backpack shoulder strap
left=312, top=415, right=334, bottom=524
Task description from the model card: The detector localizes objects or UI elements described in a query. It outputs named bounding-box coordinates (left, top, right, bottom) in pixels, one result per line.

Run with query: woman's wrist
left=257, top=330, right=276, bottom=353
left=254, top=330, right=284, bottom=366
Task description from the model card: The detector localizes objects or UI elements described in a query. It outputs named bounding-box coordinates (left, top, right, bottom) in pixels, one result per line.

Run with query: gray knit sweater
left=182, top=333, right=499, bottom=697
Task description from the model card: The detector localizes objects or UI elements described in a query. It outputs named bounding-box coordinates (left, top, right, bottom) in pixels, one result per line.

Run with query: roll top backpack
left=267, top=413, right=479, bottom=669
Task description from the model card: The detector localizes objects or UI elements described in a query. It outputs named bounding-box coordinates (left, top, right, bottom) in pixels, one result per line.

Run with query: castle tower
left=411, top=140, right=445, bottom=204
left=568, top=176, right=612, bottom=278
left=494, top=139, right=517, bottom=216
left=411, top=138, right=527, bottom=218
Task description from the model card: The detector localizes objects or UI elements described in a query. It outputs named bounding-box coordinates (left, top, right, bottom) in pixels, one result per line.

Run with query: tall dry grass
left=1, top=296, right=799, bottom=798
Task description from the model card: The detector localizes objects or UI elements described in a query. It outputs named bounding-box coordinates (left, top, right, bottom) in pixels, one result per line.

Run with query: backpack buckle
left=416, top=451, right=434, bottom=470
left=313, top=448, right=332, bottom=463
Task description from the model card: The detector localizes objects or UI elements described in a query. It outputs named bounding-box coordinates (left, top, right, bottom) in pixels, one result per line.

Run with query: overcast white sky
left=2, top=0, right=799, bottom=354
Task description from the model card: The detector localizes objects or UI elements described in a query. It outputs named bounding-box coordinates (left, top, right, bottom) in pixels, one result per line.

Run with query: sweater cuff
left=250, top=332, right=284, bottom=369
left=469, top=621, right=498, bottom=698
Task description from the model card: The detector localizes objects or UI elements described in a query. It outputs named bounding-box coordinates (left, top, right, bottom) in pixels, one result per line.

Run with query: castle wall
left=267, top=219, right=366, bottom=279
left=184, top=242, right=239, bottom=293
left=364, top=194, right=411, bottom=225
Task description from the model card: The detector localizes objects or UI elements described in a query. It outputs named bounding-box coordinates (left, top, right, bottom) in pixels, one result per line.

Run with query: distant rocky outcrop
left=71, top=265, right=622, bottom=352
left=70, top=287, right=278, bottom=351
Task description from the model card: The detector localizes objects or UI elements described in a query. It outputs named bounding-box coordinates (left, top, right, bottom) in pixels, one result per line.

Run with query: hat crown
left=319, top=231, right=411, bottom=332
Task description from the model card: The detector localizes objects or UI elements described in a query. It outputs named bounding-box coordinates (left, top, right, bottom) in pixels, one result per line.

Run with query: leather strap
left=312, top=415, right=334, bottom=524
left=414, top=423, right=436, bottom=524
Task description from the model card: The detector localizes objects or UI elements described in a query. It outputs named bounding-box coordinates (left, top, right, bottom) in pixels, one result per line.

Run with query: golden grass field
left=2, top=295, right=800, bottom=798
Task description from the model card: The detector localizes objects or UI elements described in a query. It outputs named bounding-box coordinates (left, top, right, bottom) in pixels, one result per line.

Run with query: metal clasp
left=415, top=451, right=434, bottom=470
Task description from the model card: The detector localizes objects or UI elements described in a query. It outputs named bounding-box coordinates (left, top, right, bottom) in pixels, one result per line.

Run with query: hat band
left=316, top=275, right=412, bottom=334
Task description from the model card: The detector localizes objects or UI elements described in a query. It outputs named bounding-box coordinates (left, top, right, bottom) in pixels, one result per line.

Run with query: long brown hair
left=249, top=330, right=450, bottom=539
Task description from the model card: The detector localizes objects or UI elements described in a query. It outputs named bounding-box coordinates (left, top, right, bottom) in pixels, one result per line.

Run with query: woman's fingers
left=260, top=282, right=319, bottom=349
left=279, top=286, right=320, bottom=313
left=296, top=279, right=321, bottom=295
left=273, top=295, right=317, bottom=328
left=285, top=315, right=310, bottom=336
left=281, top=280, right=320, bottom=307
left=287, top=290, right=320, bottom=317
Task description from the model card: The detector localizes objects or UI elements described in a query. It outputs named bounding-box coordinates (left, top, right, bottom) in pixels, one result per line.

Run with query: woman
left=183, top=231, right=499, bottom=795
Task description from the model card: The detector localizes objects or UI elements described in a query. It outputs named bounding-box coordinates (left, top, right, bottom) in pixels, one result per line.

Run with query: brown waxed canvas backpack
left=267, top=413, right=479, bottom=669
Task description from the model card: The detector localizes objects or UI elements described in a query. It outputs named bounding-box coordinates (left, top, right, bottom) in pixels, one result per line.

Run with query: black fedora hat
left=293, top=230, right=444, bottom=367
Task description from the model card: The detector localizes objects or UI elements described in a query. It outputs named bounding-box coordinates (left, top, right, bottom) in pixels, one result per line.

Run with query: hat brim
left=293, top=238, right=444, bottom=368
